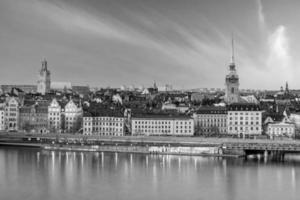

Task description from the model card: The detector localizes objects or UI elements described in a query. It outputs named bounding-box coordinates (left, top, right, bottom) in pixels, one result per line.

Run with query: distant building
left=72, top=85, right=90, bottom=96
left=193, top=106, right=227, bottom=135
left=64, top=99, right=83, bottom=133
left=227, top=103, right=262, bottom=135
left=131, top=114, right=194, bottom=136
left=4, top=97, right=19, bottom=131
left=83, top=109, right=125, bottom=136
left=1, top=85, right=37, bottom=94
left=225, top=39, right=240, bottom=104
left=37, top=59, right=51, bottom=95
left=51, top=82, right=72, bottom=91
left=48, top=99, right=62, bottom=133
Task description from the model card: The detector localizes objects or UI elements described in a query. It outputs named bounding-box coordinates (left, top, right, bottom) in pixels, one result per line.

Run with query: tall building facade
left=48, top=98, right=62, bottom=133
left=37, top=59, right=51, bottom=95
left=227, top=103, right=262, bottom=136
left=64, top=99, right=83, bottom=133
left=193, top=106, right=227, bottom=135
left=19, top=103, right=49, bottom=134
left=4, top=97, right=19, bottom=131
left=225, top=39, right=240, bottom=104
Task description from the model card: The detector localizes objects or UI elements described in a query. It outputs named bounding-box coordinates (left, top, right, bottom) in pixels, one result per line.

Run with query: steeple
left=231, top=34, right=235, bottom=64
left=229, top=35, right=236, bottom=71
left=42, top=58, right=47, bottom=71
left=225, top=35, right=240, bottom=104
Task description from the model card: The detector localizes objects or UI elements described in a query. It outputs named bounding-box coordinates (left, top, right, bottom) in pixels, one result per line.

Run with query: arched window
left=231, top=87, right=234, bottom=94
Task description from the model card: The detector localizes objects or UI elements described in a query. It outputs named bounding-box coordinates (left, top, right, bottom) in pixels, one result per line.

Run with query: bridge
left=222, top=142, right=300, bottom=159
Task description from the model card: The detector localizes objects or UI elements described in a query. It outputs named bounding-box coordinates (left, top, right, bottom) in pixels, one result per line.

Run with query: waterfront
left=0, top=147, right=300, bottom=200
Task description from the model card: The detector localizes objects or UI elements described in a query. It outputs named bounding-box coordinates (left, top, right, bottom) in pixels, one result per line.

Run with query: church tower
left=37, top=59, right=51, bottom=95
left=225, top=37, right=240, bottom=104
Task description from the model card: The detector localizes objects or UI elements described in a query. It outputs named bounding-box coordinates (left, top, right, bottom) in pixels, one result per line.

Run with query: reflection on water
left=0, top=147, right=300, bottom=200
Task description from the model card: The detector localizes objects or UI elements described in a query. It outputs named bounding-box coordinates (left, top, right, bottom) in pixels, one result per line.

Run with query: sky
left=0, top=0, right=299, bottom=90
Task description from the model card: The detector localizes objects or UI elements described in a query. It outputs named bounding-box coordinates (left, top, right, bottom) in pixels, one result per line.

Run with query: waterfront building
left=225, top=39, right=240, bottom=104
left=48, top=98, right=62, bottom=133
left=0, top=106, right=5, bottom=131
left=37, top=59, right=51, bottom=95
left=19, top=103, right=49, bottom=133
left=193, top=106, right=227, bottom=135
left=4, top=97, right=19, bottom=131
left=227, top=103, right=262, bottom=135
left=64, top=99, right=83, bottom=133
left=131, top=114, right=194, bottom=136
left=266, top=117, right=295, bottom=138
left=83, top=109, right=125, bottom=136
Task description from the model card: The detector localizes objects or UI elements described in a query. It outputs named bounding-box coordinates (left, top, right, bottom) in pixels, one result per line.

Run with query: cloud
left=267, top=25, right=292, bottom=83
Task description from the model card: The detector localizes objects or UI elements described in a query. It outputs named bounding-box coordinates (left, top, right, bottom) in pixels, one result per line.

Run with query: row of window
left=133, top=120, right=192, bottom=125
left=229, top=117, right=260, bottom=120
left=229, top=121, right=260, bottom=125
left=133, top=125, right=192, bottom=130
left=229, top=127, right=260, bottom=131
left=229, top=112, right=260, bottom=115
left=84, top=117, right=123, bottom=121
left=84, top=122, right=123, bottom=126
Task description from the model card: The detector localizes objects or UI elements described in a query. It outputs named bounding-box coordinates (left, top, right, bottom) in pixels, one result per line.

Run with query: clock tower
left=225, top=38, right=240, bottom=104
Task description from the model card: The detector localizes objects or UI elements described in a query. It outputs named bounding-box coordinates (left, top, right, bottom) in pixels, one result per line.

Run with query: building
left=19, top=103, right=49, bottom=134
left=72, top=85, right=90, bottom=96
left=227, top=103, right=262, bottom=136
left=0, top=85, right=37, bottom=94
left=51, top=82, right=72, bottom=91
left=37, top=59, right=51, bottom=95
left=48, top=98, right=62, bottom=133
left=0, top=106, right=5, bottom=131
left=64, top=99, right=83, bottom=133
left=266, top=117, right=295, bottom=138
left=193, top=106, right=227, bottom=135
left=4, top=97, right=19, bottom=131
left=225, top=39, right=240, bottom=104
left=83, top=109, right=125, bottom=136
left=131, top=114, right=194, bottom=136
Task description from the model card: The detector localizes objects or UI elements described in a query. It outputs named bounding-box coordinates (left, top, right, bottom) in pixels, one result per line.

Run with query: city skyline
left=0, top=0, right=299, bottom=89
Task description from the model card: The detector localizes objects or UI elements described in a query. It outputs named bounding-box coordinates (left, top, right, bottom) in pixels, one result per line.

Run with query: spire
left=41, top=58, right=47, bottom=71
left=231, top=34, right=235, bottom=64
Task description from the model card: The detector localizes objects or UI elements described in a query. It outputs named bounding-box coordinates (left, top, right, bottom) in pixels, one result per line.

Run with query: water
left=0, top=147, right=300, bottom=200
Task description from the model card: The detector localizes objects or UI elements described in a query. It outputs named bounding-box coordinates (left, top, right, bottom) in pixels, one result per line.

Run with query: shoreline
left=0, top=141, right=242, bottom=157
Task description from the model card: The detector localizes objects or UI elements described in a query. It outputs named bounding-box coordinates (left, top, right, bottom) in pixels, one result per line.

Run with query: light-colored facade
left=37, top=59, right=51, bottom=95
left=131, top=115, right=194, bottom=136
left=266, top=119, right=295, bottom=138
left=48, top=99, right=61, bottom=133
left=227, top=104, right=262, bottom=135
left=4, top=97, right=19, bottom=131
left=193, top=107, right=227, bottom=134
left=83, top=114, right=125, bottom=136
left=64, top=99, right=82, bottom=133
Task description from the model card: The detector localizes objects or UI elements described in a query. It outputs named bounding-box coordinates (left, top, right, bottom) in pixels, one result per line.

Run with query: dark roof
left=196, top=106, right=227, bottom=114
left=227, top=103, right=261, bottom=111
left=84, top=108, right=123, bottom=118
left=132, top=113, right=192, bottom=120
